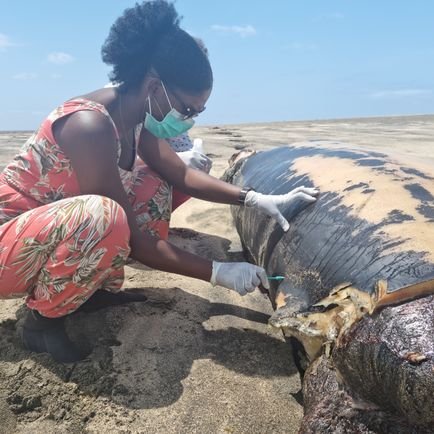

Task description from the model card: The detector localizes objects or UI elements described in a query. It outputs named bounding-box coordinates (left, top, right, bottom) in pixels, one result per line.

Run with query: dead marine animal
left=223, top=141, right=434, bottom=433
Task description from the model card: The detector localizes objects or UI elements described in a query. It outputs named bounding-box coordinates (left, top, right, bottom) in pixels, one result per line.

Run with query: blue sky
left=1, top=0, right=433, bottom=130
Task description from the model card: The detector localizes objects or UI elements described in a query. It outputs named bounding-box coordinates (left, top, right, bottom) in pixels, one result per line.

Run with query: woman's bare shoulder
left=53, top=109, right=117, bottom=152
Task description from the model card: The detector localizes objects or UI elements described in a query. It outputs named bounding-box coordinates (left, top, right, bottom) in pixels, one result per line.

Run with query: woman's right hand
left=210, top=261, right=270, bottom=296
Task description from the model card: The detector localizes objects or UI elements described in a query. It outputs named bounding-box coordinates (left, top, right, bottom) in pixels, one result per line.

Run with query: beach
left=0, top=114, right=433, bottom=434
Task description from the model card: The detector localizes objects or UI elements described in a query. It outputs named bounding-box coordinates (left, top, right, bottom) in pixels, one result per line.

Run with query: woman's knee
left=81, top=194, right=128, bottom=224
left=68, top=195, right=130, bottom=245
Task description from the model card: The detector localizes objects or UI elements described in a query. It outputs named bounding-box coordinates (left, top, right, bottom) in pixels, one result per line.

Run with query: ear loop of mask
left=147, top=96, right=165, bottom=119
left=154, top=98, right=165, bottom=118
left=147, top=81, right=172, bottom=119
left=147, top=97, right=152, bottom=116
left=160, top=81, right=173, bottom=110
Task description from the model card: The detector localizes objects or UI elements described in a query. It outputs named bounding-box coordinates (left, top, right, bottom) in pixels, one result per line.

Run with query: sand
left=0, top=114, right=433, bottom=433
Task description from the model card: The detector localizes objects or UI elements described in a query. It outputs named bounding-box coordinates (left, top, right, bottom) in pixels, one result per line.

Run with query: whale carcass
left=223, top=141, right=434, bottom=433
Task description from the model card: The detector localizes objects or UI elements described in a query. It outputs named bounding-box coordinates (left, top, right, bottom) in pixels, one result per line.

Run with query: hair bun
left=102, top=1, right=180, bottom=85
left=102, top=1, right=212, bottom=93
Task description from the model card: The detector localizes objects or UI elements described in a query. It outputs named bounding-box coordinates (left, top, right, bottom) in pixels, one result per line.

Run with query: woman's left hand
left=244, top=186, right=319, bottom=232
left=178, top=149, right=212, bottom=173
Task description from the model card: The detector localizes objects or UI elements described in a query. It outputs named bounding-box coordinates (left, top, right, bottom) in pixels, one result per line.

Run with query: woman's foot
left=21, top=309, right=88, bottom=363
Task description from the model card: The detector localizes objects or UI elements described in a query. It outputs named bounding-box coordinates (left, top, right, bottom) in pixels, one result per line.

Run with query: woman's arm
left=138, top=128, right=242, bottom=205
left=53, top=111, right=213, bottom=281
left=138, top=127, right=320, bottom=232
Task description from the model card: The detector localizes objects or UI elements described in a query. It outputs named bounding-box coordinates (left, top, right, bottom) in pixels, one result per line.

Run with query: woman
left=0, top=0, right=318, bottom=362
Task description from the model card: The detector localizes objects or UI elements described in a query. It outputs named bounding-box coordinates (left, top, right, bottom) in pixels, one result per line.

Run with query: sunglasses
left=166, top=86, right=206, bottom=120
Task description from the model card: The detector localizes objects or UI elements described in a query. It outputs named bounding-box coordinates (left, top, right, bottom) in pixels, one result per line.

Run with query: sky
left=0, top=0, right=433, bottom=130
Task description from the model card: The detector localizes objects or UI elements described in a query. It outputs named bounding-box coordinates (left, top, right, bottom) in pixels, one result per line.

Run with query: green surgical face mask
left=143, top=82, right=195, bottom=138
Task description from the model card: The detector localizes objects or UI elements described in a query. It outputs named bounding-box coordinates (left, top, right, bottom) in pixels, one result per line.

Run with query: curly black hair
left=101, top=0, right=213, bottom=94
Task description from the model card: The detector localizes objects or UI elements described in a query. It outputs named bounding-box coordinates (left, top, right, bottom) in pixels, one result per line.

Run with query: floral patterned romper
left=0, top=98, right=186, bottom=318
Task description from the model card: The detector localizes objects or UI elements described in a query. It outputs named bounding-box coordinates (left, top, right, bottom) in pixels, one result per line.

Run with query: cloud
left=0, top=33, right=15, bottom=51
left=50, top=73, right=62, bottom=79
left=47, top=51, right=75, bottom=64
left=369, top=89, right=433, bottom=99
left=12, top=72, right=37, bottom=80
left=211, top=24, right=256, bottom=38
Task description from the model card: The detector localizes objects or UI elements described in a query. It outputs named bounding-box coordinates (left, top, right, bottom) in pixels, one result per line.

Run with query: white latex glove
left=177, top=138, right=212, bottom=173
left=245, top=186, right=319, bottom=232
left=210, top=261, right=270, bottom=296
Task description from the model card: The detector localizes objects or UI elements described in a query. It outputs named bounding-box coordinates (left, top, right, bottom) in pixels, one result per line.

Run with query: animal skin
left=223, top=141, right=434, bottom=433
